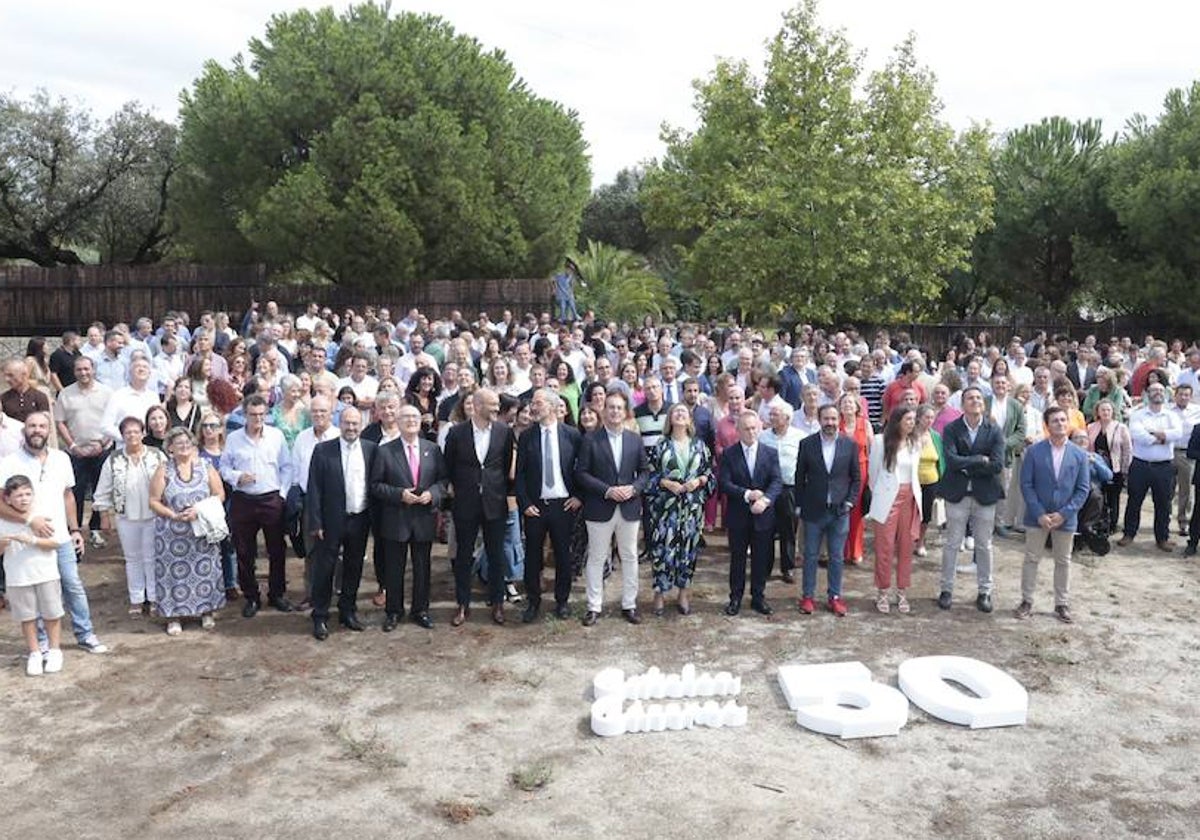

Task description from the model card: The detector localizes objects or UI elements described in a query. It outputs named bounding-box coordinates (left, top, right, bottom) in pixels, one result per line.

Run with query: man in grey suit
left=938, top=386, right=1006, bottom=612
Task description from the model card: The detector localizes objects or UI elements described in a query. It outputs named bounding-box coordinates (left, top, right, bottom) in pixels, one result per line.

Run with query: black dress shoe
left=622, top=608, right=642, bottom=625
left=339, top=613, right=366, bottom=631
left=312, top=621, right=329, bottom=641
left=1184, top=544, right=1197, bottom=558
left=724, top=599, right=741, bottom=616
left=554, top=603, right=571, bottom=619
left=492, top=605, right=506, bottom=625
left=242, top=600, right=260, bottom=618
left=937, top=591, right=952, bottom=610
left=521, top=603, right=541, bottom=624
left=412, top=612, right=433, bottom=629
left=751, top=599, right=774, bottom=616
left=582, top=610, right=599, bottom=627
left=382, top=614, right=399, bottom=632
left=268, top=596, right=296, bottom=613
left=976, top=593, right=993, bottom=613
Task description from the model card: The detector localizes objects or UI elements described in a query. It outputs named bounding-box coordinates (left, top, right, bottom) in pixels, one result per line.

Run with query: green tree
left=970, top=117, right=1110, bottom=314
left=570, top=240, right=670, bottom=323
left=175, top=2, right=590, bottom=288
left=579, top=167, right=651, bottom=253
left=641, top=1, right=992, bottom=322
left=1074, top=81, right=1200, bottom=323
left=0, top=92, right=175, bottom=265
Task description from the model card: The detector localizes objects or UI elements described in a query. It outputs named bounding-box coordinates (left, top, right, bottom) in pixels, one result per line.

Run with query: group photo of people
left=3, top=300, right=1198, bottom=678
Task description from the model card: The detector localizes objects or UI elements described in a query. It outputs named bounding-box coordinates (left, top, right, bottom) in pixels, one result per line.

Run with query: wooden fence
left=0, top=264, right=556, bottom=333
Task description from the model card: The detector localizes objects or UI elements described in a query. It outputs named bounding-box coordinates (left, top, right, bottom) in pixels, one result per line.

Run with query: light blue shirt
left=219, top=425, right=293, bottom=497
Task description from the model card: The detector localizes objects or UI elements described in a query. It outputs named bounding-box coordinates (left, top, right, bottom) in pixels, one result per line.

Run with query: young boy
left=0, top=475, right=67, bottom=676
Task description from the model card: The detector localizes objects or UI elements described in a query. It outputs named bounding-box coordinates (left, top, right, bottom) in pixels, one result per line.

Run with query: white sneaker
left=43, top=648, right=64, bottom=674
left=166, top=620, right=183, bottom=636
left=915, top=546, right=928, bottom=557
left=964, top=536, right=975, bottom=551
left=78, top=635, right=108, bottom=654
left=200, top=614, right=215, bottom=630
left=956, top=561, right=978, bottom=574
left=89, top=531, right=107, bottom=549
left=26, top=652, right=43, bottom=676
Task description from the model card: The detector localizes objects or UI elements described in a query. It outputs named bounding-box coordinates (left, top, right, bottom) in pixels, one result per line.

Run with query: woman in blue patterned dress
left=647, top=403, right=714, bottom=616
left=148, top=427, right=226, bottom=636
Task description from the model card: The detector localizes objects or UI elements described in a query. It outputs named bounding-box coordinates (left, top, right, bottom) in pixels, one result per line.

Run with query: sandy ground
left=2, top=509, right=1199, bottom=840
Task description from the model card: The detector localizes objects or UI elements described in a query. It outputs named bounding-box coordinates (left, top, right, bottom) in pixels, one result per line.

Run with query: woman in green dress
left=647, top=403, right=714, bottom=616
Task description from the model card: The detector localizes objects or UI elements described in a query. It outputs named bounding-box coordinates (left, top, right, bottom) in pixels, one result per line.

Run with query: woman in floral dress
left=647, top=403, right=714, bottom=616
left=148, top=427, right=226, bottom=635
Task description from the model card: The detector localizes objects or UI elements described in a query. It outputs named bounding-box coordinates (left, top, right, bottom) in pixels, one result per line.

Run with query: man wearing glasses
left=220, top=394, right=296, bottom=616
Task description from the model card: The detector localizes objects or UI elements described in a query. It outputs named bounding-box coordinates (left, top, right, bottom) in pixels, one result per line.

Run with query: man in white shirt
left=101, top=357, right=160, bottom=447
left=336, top=352, right=379, bottom=412
left=220, top=394, right=296, bottom=615
left=94, top=330, right=128, bottom=391
left=55, top=356, right=114, bottom=548
left=291, top=396, right=339, bottom=601
left=1174, top=348, right=1200, bottom=402
left=1118, top=383, right=1183, bottom=551
left=1169, top=384, right=1200, bottom=536
left=0, top=412, right=107, bottom=653
left=760, top=402, right=803, bottom=584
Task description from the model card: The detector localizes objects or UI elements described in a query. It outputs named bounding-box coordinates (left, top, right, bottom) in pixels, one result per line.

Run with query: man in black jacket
left=305, top=407, right=377, bottom=640
left=938, top=386, right=1006, bottom=612
left=443, top=388, right=515, bottom=626
left=516, top=390, right=582, bottom=622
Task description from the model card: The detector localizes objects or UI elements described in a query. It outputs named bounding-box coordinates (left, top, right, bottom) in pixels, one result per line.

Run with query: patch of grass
left=323, top=720, right=404, bottom=770
left=437, top=799, right=493, bottom=824
left=510, top=759, right=553, bottom=792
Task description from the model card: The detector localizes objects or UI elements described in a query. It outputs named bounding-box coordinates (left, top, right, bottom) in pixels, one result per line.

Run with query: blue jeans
left=475, top=507, right=525, bottom=584
left=802, top=508, right=850, bottom=599
left=38, top=542, right=95, bottom=645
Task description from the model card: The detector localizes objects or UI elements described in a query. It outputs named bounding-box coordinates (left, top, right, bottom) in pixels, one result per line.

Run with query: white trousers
left=117, top=517, right=157, bottom=604
left=585, top=512, right=640, bottom=612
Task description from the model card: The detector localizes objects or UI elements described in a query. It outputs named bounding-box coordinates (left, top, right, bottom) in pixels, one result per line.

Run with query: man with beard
left=1118, top=382, right=1183, bottom=551
left=0, top=413, right=107, bottom=653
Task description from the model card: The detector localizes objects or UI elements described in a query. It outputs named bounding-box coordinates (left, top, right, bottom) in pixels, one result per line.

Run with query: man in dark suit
left=1066, top=349, right=1097, bottom=392
left=719, top=409, right=783, bottom=616
left=443, top=388, right=515, bottom=626
left=305, top=407, right=377, bottom=640
left=516, top=389, right=582, bottom=622
left=574, top=389, right=649, bottom=626
left=938, top=386, right=1006, bottom=613
left=794, top=404, right=862, bottom=616
left=370, top=404, right=447, bottom=631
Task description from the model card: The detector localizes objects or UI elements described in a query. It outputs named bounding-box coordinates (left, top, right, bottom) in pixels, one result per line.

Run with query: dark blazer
left=719, top=441, right=783, bottom=532
left=691, top=404, right=716, bottom=454
left=515, top=422, right=582, bottom=511
left=575, top=427, right=650, bottom=522
left=443, top=420, right=515, bottom=521
left=1187, top=425, right=1200, bottom=485
left=1067, top=360, right=1097, bottom=391
left=939, top=415, right=1006, bottom=505
left=370, top=437, right=448, bottom=543
left=794, top=433, right=862, bottom=522
left=305, top=438, right=378, bottom=544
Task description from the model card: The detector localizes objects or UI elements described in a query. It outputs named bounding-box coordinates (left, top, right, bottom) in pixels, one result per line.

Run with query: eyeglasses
left=201, top=423, right=221, bottom=429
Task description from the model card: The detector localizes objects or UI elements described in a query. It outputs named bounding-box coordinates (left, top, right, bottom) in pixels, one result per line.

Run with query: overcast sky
left=2, top=1, right=1197, bottom=185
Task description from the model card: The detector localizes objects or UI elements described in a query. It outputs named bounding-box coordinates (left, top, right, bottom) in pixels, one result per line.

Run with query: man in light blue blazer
left=1016, top=405, right=1093, bottom=624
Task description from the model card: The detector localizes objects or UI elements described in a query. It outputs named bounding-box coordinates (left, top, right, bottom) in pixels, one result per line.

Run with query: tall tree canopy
left=578, top=167, right=652, bottom=254
left=641, top=1, right=992, bottom=322
left=0, top=91, right=176, bottom=265
left=175, top=2, right=591, bottom=288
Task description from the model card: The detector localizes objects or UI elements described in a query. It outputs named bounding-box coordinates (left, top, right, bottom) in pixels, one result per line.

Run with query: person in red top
left=882, top=360, right=927, bottom=418
left=1128, top=346, right=1166, bottom=398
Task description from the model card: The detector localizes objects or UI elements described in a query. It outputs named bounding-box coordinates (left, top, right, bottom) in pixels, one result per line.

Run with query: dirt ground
left=2, top=508, right=1199, bottom=840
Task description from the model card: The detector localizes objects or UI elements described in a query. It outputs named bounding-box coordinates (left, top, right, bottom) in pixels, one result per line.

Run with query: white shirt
left=791, top=410, right=821, bottom=439
left=101, top=385, right=161, bottom=445
left=472, top=422, right=492, bottom=465
left=0, top=447, right=75, bottom=534
left=1170, top=403, right=1200, bottom=450
left=990, top=396, right=1009, bottom=428
left=821, top=434, right=837, bottom=473
left=340, top=438, right=367, bottom=514
left=606, top=428, right=623, bottom=468
left=56, top=381, right=113, bottom=444
left=293, top=425, right=339, bottom=491
left=1174, top=366, right=1200, bottom=403
left=756, top=393, right=788, bottom=424
left=540, top=423, right=568, bottom=498
left=0, top=414, right=22, bottom=458
left=0, top=517, right=62, bottom=586
left=1129, top=405, right=1183, bottom=462
left=743, top=442, right=757, bottom=475
left=760, top=427, right=802, bottom=485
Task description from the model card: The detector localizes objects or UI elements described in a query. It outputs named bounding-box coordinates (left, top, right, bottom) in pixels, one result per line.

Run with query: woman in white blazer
left=868, top=407, right=923, bottom=614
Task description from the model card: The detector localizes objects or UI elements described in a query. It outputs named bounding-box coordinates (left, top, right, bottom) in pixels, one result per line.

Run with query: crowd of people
left=3, top=301, right=1198, bottom=676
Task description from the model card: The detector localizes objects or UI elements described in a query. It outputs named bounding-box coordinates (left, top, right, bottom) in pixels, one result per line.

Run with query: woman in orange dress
left=839, top=392, right=871, bottom=565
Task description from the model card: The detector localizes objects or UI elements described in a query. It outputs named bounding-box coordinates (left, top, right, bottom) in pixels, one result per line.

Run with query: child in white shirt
left=0, top=474, right=67, bottom=676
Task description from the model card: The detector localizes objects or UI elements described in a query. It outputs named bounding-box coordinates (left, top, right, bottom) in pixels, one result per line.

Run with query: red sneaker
left=828, top=596, right=848, bottom=617
left=798, top=596, right=815, bottom=615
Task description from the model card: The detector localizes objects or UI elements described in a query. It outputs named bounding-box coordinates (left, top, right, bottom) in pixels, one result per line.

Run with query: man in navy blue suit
left=719, top=410, right=783, bottom=616
left=1015, top=406, right=1092, bottom=624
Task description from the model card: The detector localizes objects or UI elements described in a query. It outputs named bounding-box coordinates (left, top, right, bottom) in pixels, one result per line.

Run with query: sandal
left=896, top=593, right=911, bottom=614
left=875, top=591, right=890, bottom=614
